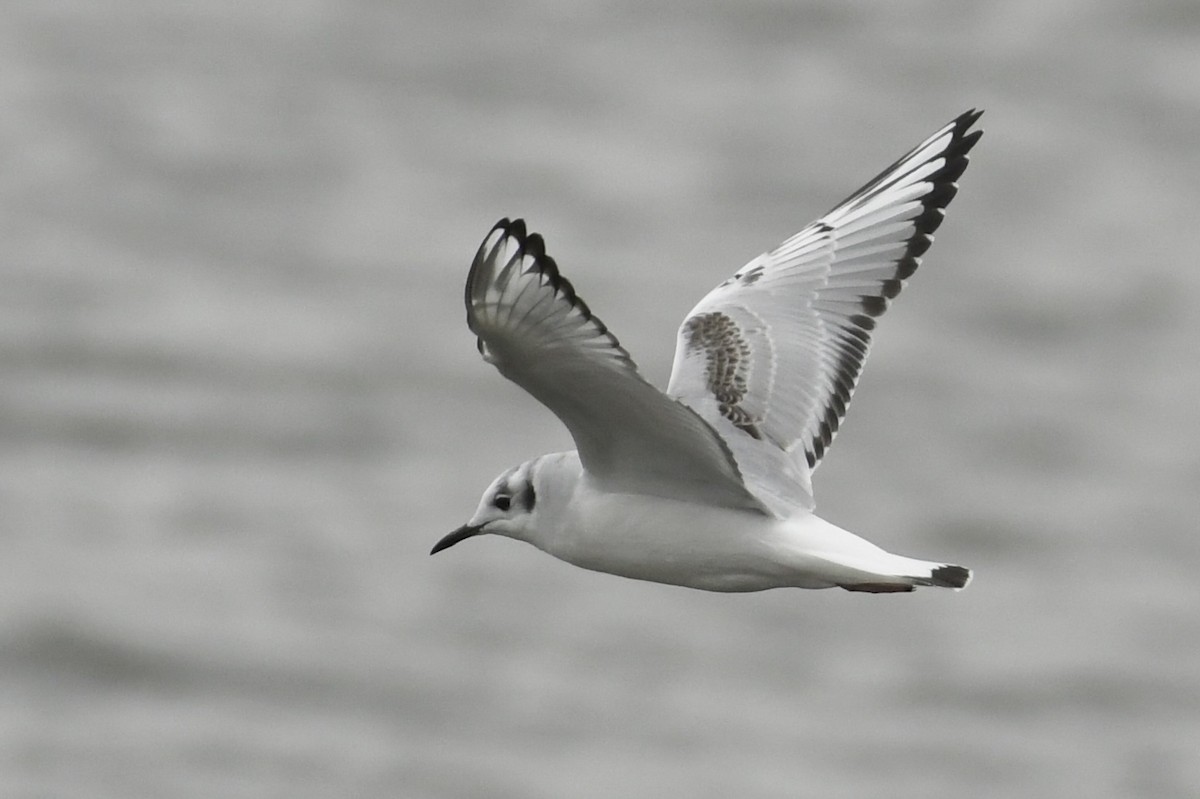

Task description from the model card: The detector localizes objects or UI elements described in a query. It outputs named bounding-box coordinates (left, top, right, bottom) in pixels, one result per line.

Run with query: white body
left=461, top=452, right=964, bottom=594
left=556, top=480, right=940, bottom=593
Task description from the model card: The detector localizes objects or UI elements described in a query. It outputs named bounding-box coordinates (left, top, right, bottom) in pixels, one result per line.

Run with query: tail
left=791, top=516, right=973, bottom=594
left=837, top=559, right=973, bottom=594
left=927, top=564, right=972, bottom=589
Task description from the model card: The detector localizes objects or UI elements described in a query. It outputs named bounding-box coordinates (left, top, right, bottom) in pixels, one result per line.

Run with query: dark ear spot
left=520, top=480, right=536, bottom=511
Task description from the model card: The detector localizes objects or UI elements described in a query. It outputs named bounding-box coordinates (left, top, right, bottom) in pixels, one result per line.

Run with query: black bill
left=430, top=523, right=484, bottom=555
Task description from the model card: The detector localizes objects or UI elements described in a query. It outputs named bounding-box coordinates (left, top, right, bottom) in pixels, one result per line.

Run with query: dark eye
left=493, top=494, right=511, bottom=511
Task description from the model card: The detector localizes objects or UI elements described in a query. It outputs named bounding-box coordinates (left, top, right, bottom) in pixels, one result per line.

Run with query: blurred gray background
left=3, top=1, right=1199, bottom=797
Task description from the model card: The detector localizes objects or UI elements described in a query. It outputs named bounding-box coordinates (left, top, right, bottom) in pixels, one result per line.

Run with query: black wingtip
left=959, top=107, right=984, bottom=124
left=496, top=217, right=523, bottom=235
left=464, top=216, right=638, bottom=369
left=949, top=108, right=984, bottom=163
left=953, top=108, right=984, bottom=137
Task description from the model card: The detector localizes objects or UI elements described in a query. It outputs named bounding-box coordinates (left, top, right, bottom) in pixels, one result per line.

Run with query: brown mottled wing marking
left=683, top=312, right=763, bottom=440
left=668, top=110, right=983, bottom=514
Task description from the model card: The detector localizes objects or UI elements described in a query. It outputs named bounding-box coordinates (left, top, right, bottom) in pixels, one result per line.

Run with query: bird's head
left=432, top=457, right=553, bottom=554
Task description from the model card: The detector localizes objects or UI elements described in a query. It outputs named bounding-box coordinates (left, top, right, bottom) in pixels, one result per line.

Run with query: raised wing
left=466, top=218, right=769, bottom=513
left=667, top=110, right=983, bottom=514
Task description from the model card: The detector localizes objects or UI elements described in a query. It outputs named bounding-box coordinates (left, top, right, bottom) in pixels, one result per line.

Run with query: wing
left=466, top=218, right=769, bottom=513
left=667, top=110, right=983, bottom=514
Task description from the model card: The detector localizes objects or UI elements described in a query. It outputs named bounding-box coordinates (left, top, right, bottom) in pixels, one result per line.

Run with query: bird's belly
left=548, top=491, right=806, bottom=592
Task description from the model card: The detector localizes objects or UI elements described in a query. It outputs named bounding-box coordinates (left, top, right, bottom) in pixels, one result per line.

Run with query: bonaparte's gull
left=433, top=110, right=982, bottom=593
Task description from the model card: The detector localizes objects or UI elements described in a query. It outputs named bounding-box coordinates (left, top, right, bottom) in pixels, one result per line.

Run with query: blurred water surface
left=2, top=1, right=1199, bottom=797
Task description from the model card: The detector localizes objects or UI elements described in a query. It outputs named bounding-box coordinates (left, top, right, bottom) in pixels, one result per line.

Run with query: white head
left=431, top=452, right=579, bottom=555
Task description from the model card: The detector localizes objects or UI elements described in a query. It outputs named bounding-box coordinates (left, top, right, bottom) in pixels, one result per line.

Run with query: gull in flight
left=433, top=110, right=982, bottom=593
